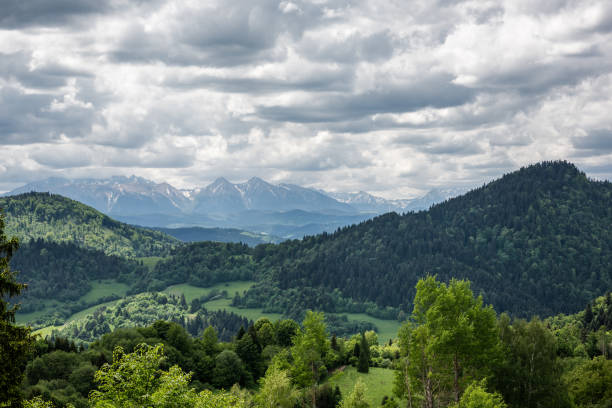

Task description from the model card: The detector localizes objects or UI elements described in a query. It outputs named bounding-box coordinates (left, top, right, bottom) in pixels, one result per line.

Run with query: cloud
left=1, top=0, right=612, bottom=196
left=0, top=85, right=96, bottom=144
left=256, top=75, right=476, bottom=123
left=0, top=0, right=114, bottom=29
left=109, top=0, right=330, bottom=67
left=572, top=129, right=612, bottom=154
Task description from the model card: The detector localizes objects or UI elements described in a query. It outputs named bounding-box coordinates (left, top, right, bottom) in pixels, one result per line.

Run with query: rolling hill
left=0, top=192, right=177, bottom=257
left=235, top=161, right=612, bottom=318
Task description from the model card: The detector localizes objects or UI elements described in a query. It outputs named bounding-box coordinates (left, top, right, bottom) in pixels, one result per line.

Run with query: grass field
left=327, top=366, right=400, bottom=407
left=342, top=313, right=401, bottom=343
left=162, top=281, right=284, bottom=322
left=15, top=300, right=61, bottom=324
left=79, top=280, right=129, bottom=303
left=65, top=299, right=120, bottom=323
left=205, top=297, right=285, bottom=322
left=163, top=281, right=254, bottom=303
left=19, top=279, right=402, bottom=344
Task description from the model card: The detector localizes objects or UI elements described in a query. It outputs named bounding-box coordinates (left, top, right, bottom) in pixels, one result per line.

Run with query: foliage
left=490, top=315, right=571, bottom=408
left=565, top=356, right=612, bottom=408
left=88, top=343, right=246, bottom=408
left=239, top=161, right=612, bottom=319
left=133, top=241, right=256, bottom=293
left=357, top=333, right=369, bottom=373
left=0, top=192, right=176, bottom=258
left=11, top=239, right=146, bottom=309
left=339, top=378, right=370, bottom=408
left=395, top=276, right=501, bottom=407
left=49, top=292, right=251, bottom=343
left=0, top=210, right=33, bottom=406
left=450, top=380, right=507, bottom=408
left=23, top=396, right=59, bottom=408
left=290, top=311, right=330, bottom=388
left=254, top=366, right=300, bottom=408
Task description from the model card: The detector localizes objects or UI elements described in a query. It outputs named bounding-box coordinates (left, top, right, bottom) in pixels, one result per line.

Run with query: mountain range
left=4, top=176, right=465, bottom=238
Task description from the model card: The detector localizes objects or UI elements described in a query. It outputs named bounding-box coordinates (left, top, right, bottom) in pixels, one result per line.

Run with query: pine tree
left=358, top=332, right=370, bottom=373
left=0, top=210, right=33, bottom=405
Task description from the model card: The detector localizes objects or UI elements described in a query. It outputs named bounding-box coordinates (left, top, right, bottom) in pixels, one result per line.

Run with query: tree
left=358, top=333, right=370, bottom=373
left=491, top=315, right=570, bottom=408
left=200, top=326, right=219, bottom=355
left=450, top=381, right=507, bottom=408
left=565, top=356, right=612, bottom=408
left=213, top=350, right=246, bottom=389
left=339, top=378, right=370, bottom=408
left=0, top=210, right=33, bottom=406
left=395, top=277, right=501, bottom=407
left=89, top=343, right=245, bottom=408
left=291, top=311, right=330, bottom=407
left=254, top=366, right=299, bottom=408
left=426, top=278, right=500, bottom=402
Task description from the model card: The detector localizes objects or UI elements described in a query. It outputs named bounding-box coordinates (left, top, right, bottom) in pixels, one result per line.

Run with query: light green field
left=342, top=313, right=401, bottom=343
left=327, top=366, right=400, bottom=407
left=163, top=281, right=254, bottom=303
left=32, top=325, right=61, bottom=338
left=15, top=300, right=61, bottom=324
left=65, top=299, right=120, bottom=323
left=205, top=297, right=284, bottom=322
left=79, top=280, right=129, bottom=303
left=162, top=281, right=283, bottom=322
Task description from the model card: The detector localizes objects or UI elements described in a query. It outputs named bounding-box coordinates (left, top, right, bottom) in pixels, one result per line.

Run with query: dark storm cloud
left=256, top=75, right=476, bottom=123
left=0, top=0, right=114, bottom=29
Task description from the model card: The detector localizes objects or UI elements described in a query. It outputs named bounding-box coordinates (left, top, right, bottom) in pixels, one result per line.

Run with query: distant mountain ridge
left=4, top=175, right=466, bottom=238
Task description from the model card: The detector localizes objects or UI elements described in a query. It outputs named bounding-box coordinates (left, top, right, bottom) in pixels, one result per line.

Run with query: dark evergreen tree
left=358, top=332, right=369, bottom=373
left=0, top=211, right=33, bottom=405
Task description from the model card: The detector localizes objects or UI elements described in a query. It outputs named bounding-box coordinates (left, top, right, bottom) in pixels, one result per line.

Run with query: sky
left=1, top=0, right=611, bottom=198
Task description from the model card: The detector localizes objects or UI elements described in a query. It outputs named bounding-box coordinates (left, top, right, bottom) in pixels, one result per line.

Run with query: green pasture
left=326, top=366, right=400, bottom=407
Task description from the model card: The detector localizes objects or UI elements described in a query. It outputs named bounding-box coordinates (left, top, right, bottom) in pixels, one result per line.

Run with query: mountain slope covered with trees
left=239, top=161, right=612, bottom=318
left=0, top=193, right=177, bottom=257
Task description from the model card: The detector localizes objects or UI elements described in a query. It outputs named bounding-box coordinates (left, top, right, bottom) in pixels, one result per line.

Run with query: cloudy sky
left=1, top=0, right=611, bottom=197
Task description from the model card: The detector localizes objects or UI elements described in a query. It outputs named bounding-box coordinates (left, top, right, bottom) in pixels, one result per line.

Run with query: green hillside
left=232, top=161, right=612, bottom=318
left=11, top=240, right=145, bottom=315
left=0, top=192, right=177, bottom=257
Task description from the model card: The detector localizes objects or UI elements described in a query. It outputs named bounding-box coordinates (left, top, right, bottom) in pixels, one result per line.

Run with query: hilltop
left=236, top=161, right=612, bottom=318
left=0, top=192, right=177, bottom=258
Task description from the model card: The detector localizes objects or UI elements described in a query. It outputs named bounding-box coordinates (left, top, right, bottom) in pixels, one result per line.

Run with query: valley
left=2, top=161, right=612, bottom=408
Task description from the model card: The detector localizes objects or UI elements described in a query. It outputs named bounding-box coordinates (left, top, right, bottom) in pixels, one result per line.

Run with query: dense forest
left=5, top=161, right=612, bottom=334
left=0, top=193, right=177, bottom=257
left=11, top=239, right=147, bottom=312
left=8, top=278, right=612, bottom=408
left=237, top=161, right=612, bottom=318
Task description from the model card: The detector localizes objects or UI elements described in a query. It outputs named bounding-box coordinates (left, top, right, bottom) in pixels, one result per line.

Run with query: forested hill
left=244, top=161, right=612, bottom=318
left=0, top=192, right=177, bottom=257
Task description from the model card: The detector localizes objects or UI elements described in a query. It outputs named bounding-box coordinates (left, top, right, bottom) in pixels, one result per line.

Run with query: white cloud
left=0, top=0, right=611, bottom=196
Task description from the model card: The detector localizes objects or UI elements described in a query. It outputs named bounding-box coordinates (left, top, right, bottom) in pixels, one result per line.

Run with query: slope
left=240, top=161, right=612, bottom=318
left=0, top=192, right=177, bottom=257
